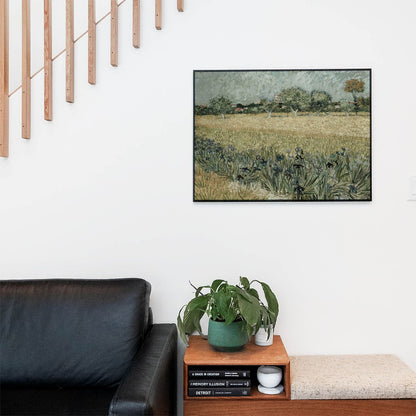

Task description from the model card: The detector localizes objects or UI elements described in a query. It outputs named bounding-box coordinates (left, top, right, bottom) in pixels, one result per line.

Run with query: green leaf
left=243, top=321, right=254, bottom=341
left=210, top=308, right=219, bottom=321
left=211, top=279, right=227, bottom=293
left=191, top=310, right=204, bottom=334
left=224, top=308, right=237, bottom=326
left=254, top=315, right=262, bottom=335
left=261, top=307, right=270, bottom=327
left=234, top=286, right=252, bottom=303
left=177, top=305, right=188, bottom=345
left=236, top=291, right=260, bottom=326
left=240, top=276, right=250, bottom=290
left=235, top=286, right=259, bottom=304
left=184, top=309, right=203, bottom=334
left=183, top=295, right=209, bottom=334
left=194, top=284, right=211, bottom=297
left=252, top=280, right=279, bottom=323
left=186, top=293, right=210, bottom=311
left=212, top=291, right=229, bottom=319
left=211, top=290, right=238, bottom=325
left=247, top=288, right=259, bottom=300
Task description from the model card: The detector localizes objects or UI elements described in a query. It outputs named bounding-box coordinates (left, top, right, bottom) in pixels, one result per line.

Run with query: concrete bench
left=288, top=354, right=416, bottom=416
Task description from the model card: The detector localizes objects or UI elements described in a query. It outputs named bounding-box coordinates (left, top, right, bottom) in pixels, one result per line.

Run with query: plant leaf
left=247, top=288, right=259, bottom=300
left=211, top=279, right=227, bottom=293
left=240, top=276, right=250, bottom=290
left=194, top=284, right=211, bottom=297
left=252, top=280, right=279, bottom=323
left=236, top=289, right=260, bottom=326
left=183, top=295, right=209, bottom=334
left=177, top=305, right=188, bottom=345
left=224, top=308, right=237, bottom=325
left=212, top=291, right=228, bottom=320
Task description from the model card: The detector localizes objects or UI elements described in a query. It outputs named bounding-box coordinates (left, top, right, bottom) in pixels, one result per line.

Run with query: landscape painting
left=193, top=69, right=371, bottom=201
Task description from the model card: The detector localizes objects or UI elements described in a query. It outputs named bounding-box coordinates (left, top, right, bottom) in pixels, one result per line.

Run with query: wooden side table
left=183, top=335, right=290, bottom=416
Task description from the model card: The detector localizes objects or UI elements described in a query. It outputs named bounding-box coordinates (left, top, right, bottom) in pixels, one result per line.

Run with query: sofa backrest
left=0, top=278, right=151, bottom=387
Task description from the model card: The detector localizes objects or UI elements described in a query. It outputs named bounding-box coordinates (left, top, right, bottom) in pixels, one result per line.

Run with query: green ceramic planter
left=208, top=319, right=249, bottom=352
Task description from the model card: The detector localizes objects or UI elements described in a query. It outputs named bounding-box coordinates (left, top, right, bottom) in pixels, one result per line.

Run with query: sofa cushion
left=0, top=279, right=151, bottom=387
left=290, top=354, right=416, bottom=400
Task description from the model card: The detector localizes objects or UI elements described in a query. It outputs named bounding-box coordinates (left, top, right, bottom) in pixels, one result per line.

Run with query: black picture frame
left=193, top=69, right=372, bottom=202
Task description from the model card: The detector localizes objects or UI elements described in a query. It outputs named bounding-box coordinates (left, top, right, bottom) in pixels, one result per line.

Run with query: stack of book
left=188, top=368, right=251, bottom=397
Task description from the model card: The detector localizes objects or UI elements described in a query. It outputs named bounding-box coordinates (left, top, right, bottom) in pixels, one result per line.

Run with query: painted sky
left=195, top=70, right=371, bottom=105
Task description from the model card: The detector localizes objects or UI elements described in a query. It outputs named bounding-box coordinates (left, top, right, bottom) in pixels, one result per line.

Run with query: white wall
left=1, top=0, right=415, bottom=380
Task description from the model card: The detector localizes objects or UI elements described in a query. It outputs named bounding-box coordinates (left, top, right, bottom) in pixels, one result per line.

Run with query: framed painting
left=193, top=69, right=372, bottom=202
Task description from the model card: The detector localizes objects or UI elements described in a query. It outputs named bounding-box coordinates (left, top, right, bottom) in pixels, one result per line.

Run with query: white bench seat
left=290, top=354, right=416, bottom=400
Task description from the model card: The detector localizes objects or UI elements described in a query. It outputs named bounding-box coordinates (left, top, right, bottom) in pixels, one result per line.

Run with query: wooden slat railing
left=0, top=0, right=184, bottom=157
left=111, top=0, right=118, bottom=66
left=177, top=0, right=184, bottom=13
left=155, top=0, right=162, bottom=30
left=133, top=0, right=140, bottom=48
left=22, top=0, right=30, bottom=139
left=66, top=0, right=74, bottom=103
left=44, top=0, right=52, bottom=121
left=88, top=0, right=96, bottom=84
left=0, top=0, right=9, bottom=157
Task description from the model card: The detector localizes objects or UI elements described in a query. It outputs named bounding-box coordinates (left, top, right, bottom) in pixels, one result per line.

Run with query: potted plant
left=177, top=277, right=279, bottom=351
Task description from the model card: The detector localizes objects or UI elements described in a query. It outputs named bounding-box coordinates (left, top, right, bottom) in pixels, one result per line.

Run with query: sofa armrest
left=109, top=324, right=177, bottom=416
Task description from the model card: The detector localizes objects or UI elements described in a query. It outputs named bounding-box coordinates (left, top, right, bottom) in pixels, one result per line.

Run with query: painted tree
left=310, top=90, right=332, bottom=115
left=260, top=98, right=278, bottom=118
left=357, top=96, right=371, bottom=112
left=344, top=79, right=365, bottom=115
left=280, top=87, right=311, bottom=116
left=209, top=96, right=232, bottom=119
left=340, top=100, right=354, bottom=116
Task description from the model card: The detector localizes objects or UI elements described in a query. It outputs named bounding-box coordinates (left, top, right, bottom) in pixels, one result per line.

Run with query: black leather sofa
left=0, top=278, right=177, bottom=416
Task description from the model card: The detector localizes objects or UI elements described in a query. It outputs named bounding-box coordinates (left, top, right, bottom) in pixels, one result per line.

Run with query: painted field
left=194, top=114, right=371, bottom=201
left=194, top=164, right=268, bottom=201
left=195, top=113, right=370, bottom=157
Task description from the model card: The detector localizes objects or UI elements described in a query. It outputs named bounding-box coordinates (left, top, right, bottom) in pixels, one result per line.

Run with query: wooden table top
left=184, top=335, right=290, bottom=366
